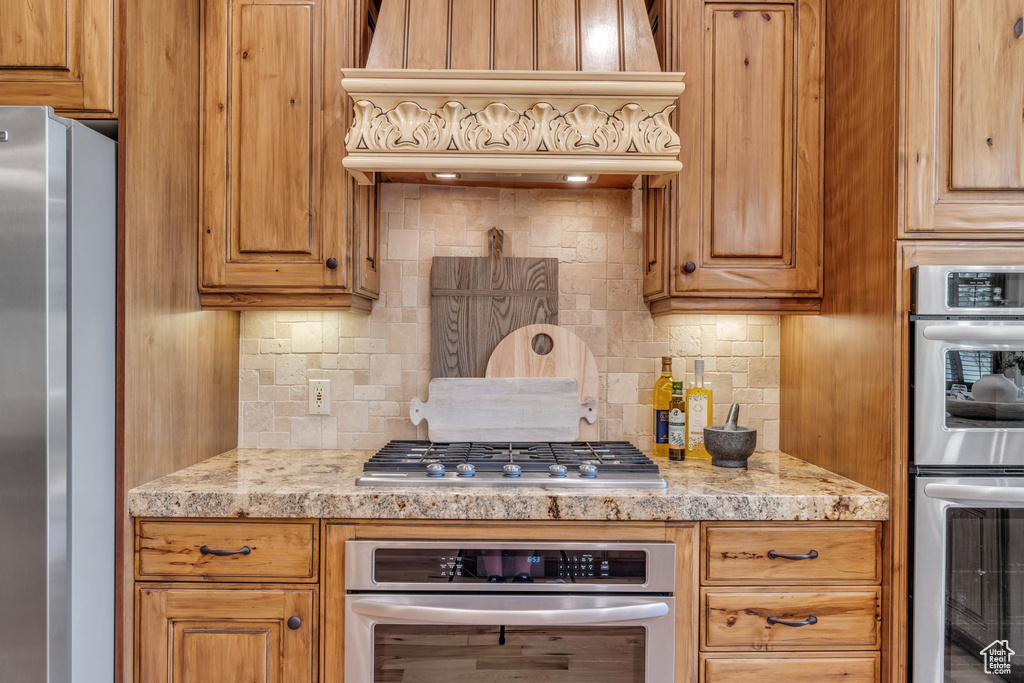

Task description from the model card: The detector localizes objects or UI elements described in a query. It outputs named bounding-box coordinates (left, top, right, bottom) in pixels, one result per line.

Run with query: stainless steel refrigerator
left=0, top=107, right=115, bottom=682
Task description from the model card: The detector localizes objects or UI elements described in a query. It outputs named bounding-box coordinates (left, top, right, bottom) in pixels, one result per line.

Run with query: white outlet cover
left=308, top=379, right=331, bottom=415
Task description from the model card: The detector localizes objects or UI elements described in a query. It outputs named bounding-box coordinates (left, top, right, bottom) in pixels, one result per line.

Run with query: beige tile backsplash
left=238, top=183, right=780, bottom=452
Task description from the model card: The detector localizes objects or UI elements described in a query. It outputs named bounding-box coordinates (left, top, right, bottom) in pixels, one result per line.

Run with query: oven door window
left=945, top=508, right=1024, bottom=681
left=373, top=625, right=645, bottom=682
left=944, top=350, right=1024, bottom=429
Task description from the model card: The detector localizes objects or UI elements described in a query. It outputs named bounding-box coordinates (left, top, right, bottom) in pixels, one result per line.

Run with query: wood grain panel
left=648, top=0, right=823, bottom=308
left=450, top=0, right=492, bottom=69
left=136, top=521, right=317, bottom=581
left=492, top=0, right=534, bottom=69
left=702, top=523, right=881, bottom=585
left=235, top=2, right=318, bottom=254
left=136, top=586, right=315, bottom=683
left=365, top=0, right=406, bottom=67
left=0, top=0, right=67, bottom=67
left=950, top=0, right=1024, bottom=190
left=430, top=256, right=558, bottom=378
left=904, top=0, right=1024, bottom=233
left=580, top=0, right=622, bottom=71
left=701, top=587, right=882, bottom=651
left=700, top=653, right=880, bottom=682
left=780, top=0, right=899, bottom=674
left=622, top=0, right=661, bottom=71
left=708, top=7, right=792, bottom=259
left=121, top=1, right=241, bottom=678
left=406, top=0, right=449, bottom=69
left=536, top=0, right=578, bottom=70
left=0, top=0, right=115, bottom=114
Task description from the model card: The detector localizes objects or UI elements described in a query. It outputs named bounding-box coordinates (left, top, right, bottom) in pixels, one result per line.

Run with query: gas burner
left=357, top=441, right=667, bottom=488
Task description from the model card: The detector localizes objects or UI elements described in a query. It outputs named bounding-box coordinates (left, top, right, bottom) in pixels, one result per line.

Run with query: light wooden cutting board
left=484, top=324, right=600, bottom=440
left=410, top=378, right=597, bottom=443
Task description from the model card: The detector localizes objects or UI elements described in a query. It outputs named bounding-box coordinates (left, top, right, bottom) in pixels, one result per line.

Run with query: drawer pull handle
left=287, top=616, right=302, bottom=630
left=200, top=545, right=252, bottom=557
left=767, top=615, right=818, bottom=628
left=767, top=549, right=818, bottom=561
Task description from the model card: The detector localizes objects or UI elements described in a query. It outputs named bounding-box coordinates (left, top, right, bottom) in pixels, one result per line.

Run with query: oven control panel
left=371, top=546, right=649, bottom=586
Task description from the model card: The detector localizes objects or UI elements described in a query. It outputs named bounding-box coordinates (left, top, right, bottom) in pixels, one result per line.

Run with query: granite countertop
left=128, top=449, right=888, bottom=521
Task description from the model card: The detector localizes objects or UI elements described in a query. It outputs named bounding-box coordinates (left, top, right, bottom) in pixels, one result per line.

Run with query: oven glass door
left=915, top=320, right=1024, bottom=466
left=915, top=477, right=1024, bottom=682
left=345, top=594, right=675, bottom=682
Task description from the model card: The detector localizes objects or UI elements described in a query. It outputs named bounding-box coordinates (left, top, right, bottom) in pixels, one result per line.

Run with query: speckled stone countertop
left=128, top=449, right=888, bottom=521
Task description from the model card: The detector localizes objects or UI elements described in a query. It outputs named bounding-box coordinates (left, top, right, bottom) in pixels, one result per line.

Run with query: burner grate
left=364, top=441, right=659, bottom=474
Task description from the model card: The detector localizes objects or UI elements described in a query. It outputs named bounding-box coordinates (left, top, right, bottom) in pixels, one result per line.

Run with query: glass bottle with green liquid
left=653, top=356, right=674, bottom=457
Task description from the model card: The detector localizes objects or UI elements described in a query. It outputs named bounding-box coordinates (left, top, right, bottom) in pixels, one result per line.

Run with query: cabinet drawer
left=136, top=521, right=317, bottom=581
left=701, top=587, right=881, bottom=651
left=701, top=653, right=879, bottom=681
left=702, top=524, right=880, bottom=585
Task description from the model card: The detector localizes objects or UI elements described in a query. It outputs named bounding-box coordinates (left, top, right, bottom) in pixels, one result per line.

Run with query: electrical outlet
left=308, top=379, right=330, bottom=415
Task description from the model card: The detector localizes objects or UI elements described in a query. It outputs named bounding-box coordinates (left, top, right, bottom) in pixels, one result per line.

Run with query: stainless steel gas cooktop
left=356, top=441, right=668, bottom=489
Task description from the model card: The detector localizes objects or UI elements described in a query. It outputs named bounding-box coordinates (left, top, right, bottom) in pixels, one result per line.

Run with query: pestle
left=723, top=403, right=741, bottom=431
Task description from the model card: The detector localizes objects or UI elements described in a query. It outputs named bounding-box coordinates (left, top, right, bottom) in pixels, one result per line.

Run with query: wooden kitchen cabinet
left=0, top=0, right=116, bottom=115
left=904, top=0, right=1024, bottom=234
left=136, top=586, right=316, bottom=683
left=644, top=0, right=824, bottom=314
left=199, top=0, right=380, bottom=311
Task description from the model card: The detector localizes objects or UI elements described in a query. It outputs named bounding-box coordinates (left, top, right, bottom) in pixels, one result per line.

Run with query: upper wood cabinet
left=199, top=0, right=380, bottom=311
left=0, top=0, right=115, bottom=115
left=644, top=0, right=824, bottom=315
left=137, top=586, right=316, bottom=683
left=904, top=0, right=1024, bottom=234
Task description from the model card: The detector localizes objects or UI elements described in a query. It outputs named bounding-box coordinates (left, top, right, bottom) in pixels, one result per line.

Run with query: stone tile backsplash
left=238, top=183, right=780, bottom=452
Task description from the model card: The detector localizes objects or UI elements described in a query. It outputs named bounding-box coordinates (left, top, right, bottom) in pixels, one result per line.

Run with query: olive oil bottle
left=685, top=359, right=713, bottom=459
left=652, top=356, right=674, bottom=457
left=668, top=381, right=686, bottom=460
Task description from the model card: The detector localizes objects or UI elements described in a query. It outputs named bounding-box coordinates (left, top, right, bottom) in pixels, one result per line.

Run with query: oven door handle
left=350, top=599, right=670, bottom=625
left=921, top=325, right=1024, bottom=342
left=924, top=482, right=1024, bottom=505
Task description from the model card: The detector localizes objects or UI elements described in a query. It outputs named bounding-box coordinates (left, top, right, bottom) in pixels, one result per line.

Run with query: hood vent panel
left=343, top=0, right=685, bottom=188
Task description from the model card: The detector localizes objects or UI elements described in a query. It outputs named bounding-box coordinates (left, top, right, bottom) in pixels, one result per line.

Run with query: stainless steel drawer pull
left=767, top=549, right=818, bottom=561
left=767, top=615, right=818, bottom=627
left=199, top=545, right=252, bottom=557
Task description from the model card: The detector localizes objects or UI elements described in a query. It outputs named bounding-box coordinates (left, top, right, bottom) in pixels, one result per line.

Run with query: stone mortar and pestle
left=703, top=403, right=757, bottom=468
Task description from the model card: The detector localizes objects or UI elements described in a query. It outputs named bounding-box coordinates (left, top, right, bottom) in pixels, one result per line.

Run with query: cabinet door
left=200, top=0, right=378, bottom=304
left=0, top=0, right=115, bottom=114
left=668, top=0, right=823, bottom=300
left=905, top=0, right=1024, bottom=234
left=137, top=587, right=315, bottom=683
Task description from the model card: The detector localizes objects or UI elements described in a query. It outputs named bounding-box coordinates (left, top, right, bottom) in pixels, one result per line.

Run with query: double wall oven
left=912, top=266, right=1024, bottom=682
left=344, top=540, right=676, bottom=682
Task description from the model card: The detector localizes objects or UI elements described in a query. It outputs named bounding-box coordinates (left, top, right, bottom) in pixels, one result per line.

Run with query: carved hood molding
left=343, top=0, right=685, bottom=188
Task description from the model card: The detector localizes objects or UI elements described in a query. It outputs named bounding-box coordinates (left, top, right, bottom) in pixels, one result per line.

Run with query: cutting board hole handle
left=531, top=333, right=554, bottom=355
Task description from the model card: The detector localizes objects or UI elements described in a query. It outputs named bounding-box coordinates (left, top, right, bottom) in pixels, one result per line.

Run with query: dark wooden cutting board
left=430, top=256, right=558, bottom=378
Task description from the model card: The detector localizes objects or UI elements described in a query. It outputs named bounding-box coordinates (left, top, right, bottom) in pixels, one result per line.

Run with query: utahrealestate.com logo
left=981, top=640, right=1016, bottom=676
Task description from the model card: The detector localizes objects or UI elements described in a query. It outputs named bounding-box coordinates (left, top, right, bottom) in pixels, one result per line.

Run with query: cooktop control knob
left=503, top=464, right=522, bottom=478
left=456, top=463, right=476, bottom=477
left=578, top=464, right=598, bottom=478
left=548, top=464, right=567, bottom=478
left=425, top=463, right=446, bottom=477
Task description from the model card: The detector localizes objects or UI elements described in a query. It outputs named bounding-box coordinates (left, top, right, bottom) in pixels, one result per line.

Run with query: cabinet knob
left=287, top=616, right=302, bottom=630
left=326, top=257, right=338, bottom=270
left=682, top=261, right=696, bottom=274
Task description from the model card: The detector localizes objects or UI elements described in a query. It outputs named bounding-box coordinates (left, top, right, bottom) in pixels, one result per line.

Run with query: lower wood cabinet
left=136, top=586, right=316, bottom=683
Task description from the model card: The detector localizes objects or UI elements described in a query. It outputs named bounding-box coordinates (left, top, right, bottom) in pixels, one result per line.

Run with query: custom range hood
left=342, top=0, right=685, bottom=189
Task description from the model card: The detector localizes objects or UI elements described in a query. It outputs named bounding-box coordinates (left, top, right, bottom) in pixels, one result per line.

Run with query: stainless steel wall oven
left=912, top=266, right=1024, bottom=682
left=343, top=540, right=676, bottom=682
